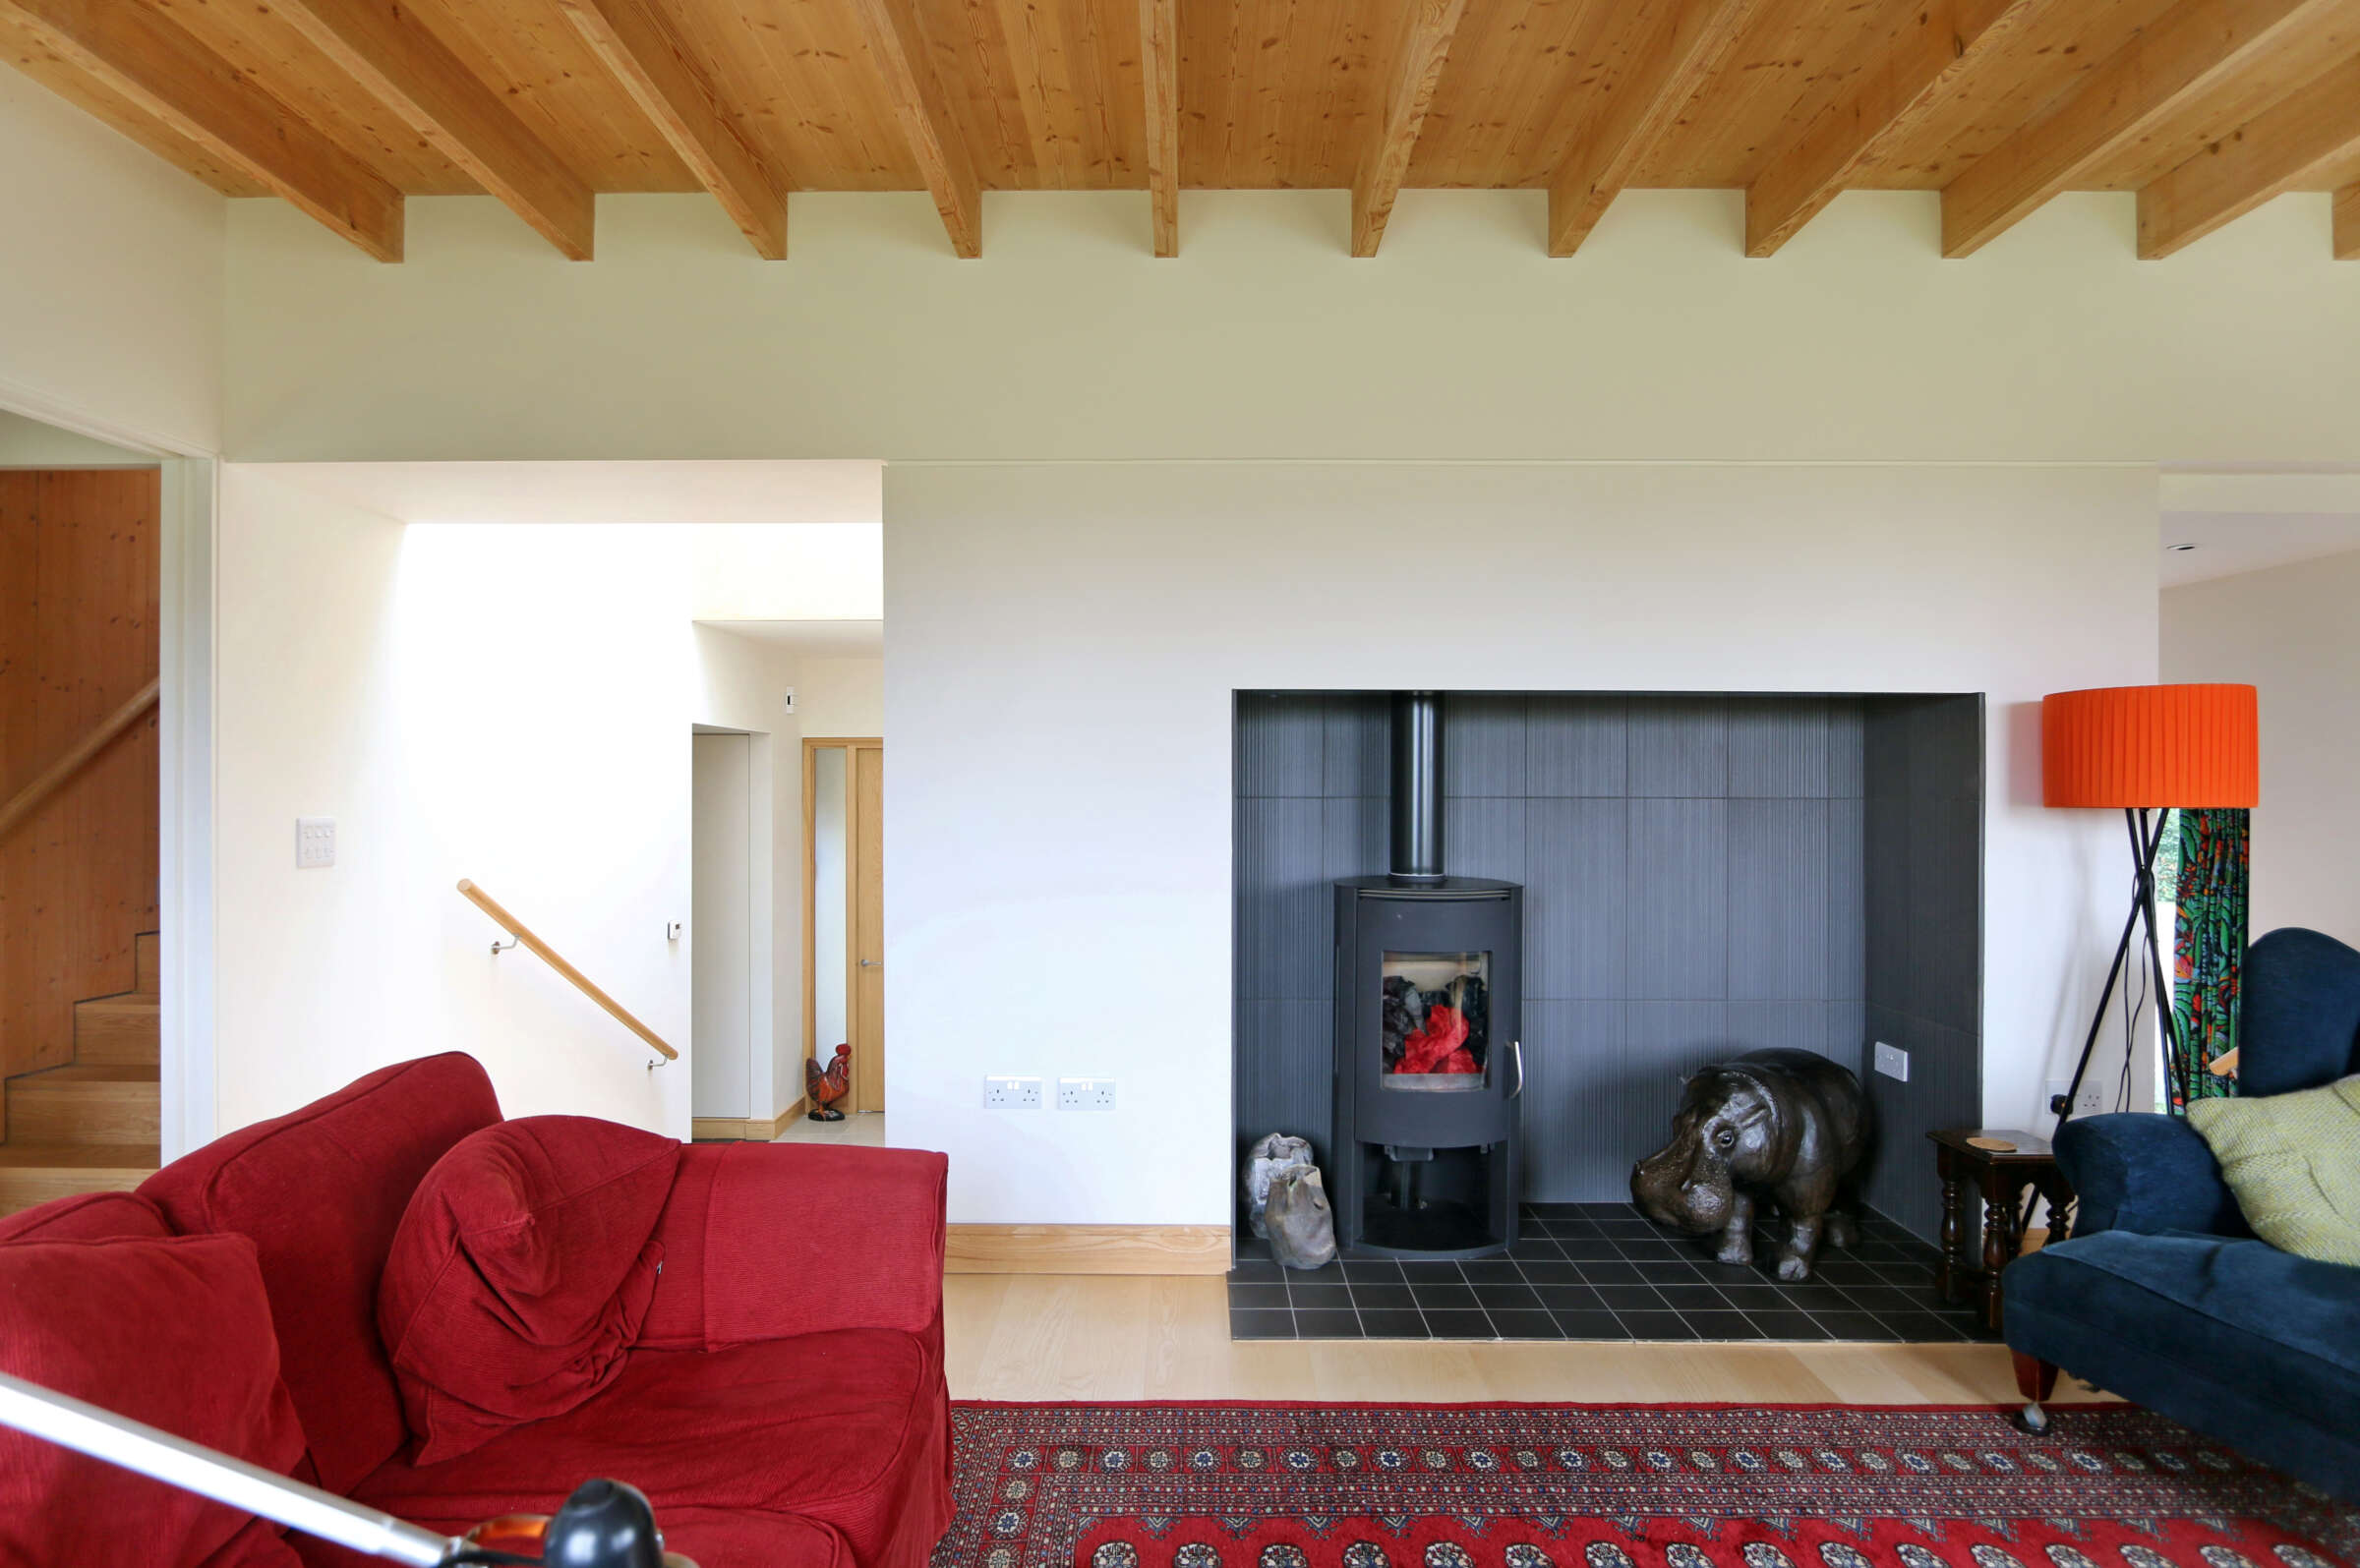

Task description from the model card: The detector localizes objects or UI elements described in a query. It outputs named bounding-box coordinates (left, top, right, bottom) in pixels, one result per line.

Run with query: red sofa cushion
left=0, top=1189, right=171, bottom=1244
left=378, top=1116, right=680, bottom=1464
left=0, top=1233, right=308, bottom=1568
left=141, top=1053, right=503, bottom=1493
left=638, top=1142, right=949, bottom=1350
left=354, top=1329, right=946, bottom=1568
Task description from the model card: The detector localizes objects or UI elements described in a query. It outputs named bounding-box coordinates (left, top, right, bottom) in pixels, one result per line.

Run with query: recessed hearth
left=1234, top=688, right=1986, bottom=1339
left=1227, top=1201, right=1992, bottom=1344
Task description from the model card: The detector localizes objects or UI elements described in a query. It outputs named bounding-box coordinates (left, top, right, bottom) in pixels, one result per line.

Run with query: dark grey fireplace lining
left=1233, top=690, right=1983, bottom=1248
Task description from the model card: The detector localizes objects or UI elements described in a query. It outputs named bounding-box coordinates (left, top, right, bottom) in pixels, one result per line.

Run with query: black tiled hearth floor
left=1228, top=1202, right=1996, bottom=1344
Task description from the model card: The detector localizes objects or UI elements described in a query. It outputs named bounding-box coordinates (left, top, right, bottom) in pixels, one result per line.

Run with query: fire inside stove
left=1381, top=952, right=1490, bottom=1088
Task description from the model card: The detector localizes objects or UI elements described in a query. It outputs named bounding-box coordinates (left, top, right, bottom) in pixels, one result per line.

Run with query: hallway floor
left=773, top=1110, right=888, bottom=1146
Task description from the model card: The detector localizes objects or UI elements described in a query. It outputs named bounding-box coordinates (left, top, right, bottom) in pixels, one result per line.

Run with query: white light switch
left=1873, top=1041, right=1910, bottom=1082
left=297, top=817, right=336, bottom=869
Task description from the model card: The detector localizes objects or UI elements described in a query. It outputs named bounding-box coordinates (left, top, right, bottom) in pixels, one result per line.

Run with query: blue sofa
left=2004, top=926, right=2360, bottom=1500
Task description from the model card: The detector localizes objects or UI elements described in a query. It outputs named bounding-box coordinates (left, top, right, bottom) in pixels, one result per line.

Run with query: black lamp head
left=539, top=1480, right=667, bottom=1568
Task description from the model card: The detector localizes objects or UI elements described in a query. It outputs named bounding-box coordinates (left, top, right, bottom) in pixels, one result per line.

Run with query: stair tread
left=78, top=997, right=160, bottom=1013
left=0, top=1142, right=158, bottom=1170
left=11, top=1064, right=160, bottom=1087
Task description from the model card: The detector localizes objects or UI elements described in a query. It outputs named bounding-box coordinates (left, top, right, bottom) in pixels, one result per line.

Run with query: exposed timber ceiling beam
left=2338, top=183, right=2360, bottom=257
left=1746, top=0, right=2048, bottom=257
left=273, top=0, right=595, bottom=260
left=1139, top=0, right=1180, bottom=257
left=559, top=0, right=789, bottom=259
left=1943, top=0, right=2348, bottom=257
left=845, top=0, right=983, bottom=258
left=2138, top=49, right=2360, bottom=257
left=1350, top=0, right=1471, bottom=258
left=1548, top=0, right=1761, bottom=258
left=0, top=0, right=402, bottom=260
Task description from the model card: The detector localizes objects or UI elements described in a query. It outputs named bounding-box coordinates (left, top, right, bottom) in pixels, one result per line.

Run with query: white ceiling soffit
left=699, top=619, right=884, bottom=657
left=2160, top=469, right=2360, bottom=589
left=252, top=459, right=881, bottom=527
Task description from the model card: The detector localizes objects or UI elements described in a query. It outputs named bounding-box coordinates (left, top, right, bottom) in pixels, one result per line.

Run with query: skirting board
left=945, top=1224, right=1232, bottom=1275
left=691, top=1097, right=806, bottom=1142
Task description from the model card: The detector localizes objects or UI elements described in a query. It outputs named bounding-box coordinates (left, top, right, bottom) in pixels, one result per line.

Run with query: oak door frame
left=802, top=737, right=883, bottom=1112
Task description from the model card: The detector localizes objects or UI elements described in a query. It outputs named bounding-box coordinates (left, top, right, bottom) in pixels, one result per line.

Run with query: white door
left=691, top=732, right=752, bottom=1119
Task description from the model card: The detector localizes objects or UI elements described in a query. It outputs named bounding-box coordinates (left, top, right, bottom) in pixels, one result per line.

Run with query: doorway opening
left=796, top=737, right=885, bottom=1141
left=1, top=411, right=166, bottom=1214
left=690, top=726, right=763, bottom=1133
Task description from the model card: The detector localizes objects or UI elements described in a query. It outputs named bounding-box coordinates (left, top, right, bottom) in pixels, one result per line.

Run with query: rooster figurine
left=804, top=1043, right=853, bottom=1122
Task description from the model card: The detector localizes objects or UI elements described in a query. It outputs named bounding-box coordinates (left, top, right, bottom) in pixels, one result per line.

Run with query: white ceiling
left=2159, top=469, right=2360, bottom=589
left=699, top=618, right=883, bottom=656
left=2159, top=511, right=2360, bottom=588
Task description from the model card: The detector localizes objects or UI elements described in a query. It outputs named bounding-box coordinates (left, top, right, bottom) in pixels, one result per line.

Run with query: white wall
left=812, top=746, right=850, bottom=1057
left=2162, top=549, right=2360, bottom=946
left=0, top=410, right=154, bottom=466
left=0, top=70, right=223, bottom=454
left=690, top=732, right=753, bottom=1119
left=215, top=464, right=868, bottom=1135
left=797, top=658, right=885, bottom=738
left=886, top=462, right=2159, bottom=1225
left=691, top=625, right=806, bottom=1119
left=222, top=190, right=2360, bottom=465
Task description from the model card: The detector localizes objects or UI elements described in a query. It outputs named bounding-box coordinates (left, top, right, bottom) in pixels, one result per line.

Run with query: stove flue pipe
left=1389, top=691, right=1444, bottom=883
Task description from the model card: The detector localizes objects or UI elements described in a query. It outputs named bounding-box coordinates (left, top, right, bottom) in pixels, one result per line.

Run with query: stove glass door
left=1379, top=951, right=1490, bottom=1091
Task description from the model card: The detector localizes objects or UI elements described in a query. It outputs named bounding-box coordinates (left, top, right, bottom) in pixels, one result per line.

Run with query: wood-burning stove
left=1330, top=693, right=1521, bottom=1258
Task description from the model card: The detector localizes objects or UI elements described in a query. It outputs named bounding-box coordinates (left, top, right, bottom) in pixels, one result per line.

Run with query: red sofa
left=0, top=1053, right=955, bottom=1568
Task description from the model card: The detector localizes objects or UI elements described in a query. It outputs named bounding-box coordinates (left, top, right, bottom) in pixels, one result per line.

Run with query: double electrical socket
left=982, top=1075, right=1116, bottom=1111
left=982, top=1075, right=1041, bottom=1109
left=1057, top=1077, right=1117, bottom=1111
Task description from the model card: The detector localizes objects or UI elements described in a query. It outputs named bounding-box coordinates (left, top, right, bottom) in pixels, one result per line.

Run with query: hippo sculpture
left=1630, top=1047, right=1869, bottom=1281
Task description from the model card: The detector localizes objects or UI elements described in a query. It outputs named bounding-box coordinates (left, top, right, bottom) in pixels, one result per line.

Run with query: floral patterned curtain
left=2171, top=807, right=2250, bottom=1108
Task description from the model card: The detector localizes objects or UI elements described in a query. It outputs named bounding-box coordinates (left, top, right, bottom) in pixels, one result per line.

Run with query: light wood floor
left=945, top=1275, right=2114, bottom=1408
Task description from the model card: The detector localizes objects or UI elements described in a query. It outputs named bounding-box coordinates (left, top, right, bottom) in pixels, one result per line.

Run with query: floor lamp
left=2041, top=683, right=2258, bottom=1125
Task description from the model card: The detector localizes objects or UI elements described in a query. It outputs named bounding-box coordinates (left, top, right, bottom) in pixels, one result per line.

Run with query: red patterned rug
left=933, top=1404, right=2356, bottom=1568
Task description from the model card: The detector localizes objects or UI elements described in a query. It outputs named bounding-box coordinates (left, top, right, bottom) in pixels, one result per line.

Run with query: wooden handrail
left=456, top=878, right=679, bottom=1062
left=0, top=677, right=160, bottom=842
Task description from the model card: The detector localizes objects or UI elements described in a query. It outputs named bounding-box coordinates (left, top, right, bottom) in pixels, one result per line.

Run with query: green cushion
left=2189, top=1075, right=2360, bottom=1265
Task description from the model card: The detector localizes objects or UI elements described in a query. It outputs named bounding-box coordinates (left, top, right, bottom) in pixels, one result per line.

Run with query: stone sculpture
left=1629, top=1047, right=1869, bottom=1281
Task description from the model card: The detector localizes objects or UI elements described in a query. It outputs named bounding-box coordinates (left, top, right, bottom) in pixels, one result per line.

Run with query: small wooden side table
left=1926, top=1129, right=2075, bottom=1331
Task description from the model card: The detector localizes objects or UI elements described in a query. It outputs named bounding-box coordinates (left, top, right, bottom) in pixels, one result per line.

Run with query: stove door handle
left=1507, top=1039, right=1524, bottom=1099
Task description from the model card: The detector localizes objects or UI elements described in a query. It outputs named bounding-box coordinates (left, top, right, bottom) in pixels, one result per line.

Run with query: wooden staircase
left=0, top=932, right=161, bottom=1216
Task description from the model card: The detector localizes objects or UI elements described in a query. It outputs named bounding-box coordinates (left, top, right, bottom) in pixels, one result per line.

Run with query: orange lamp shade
left=2042, top=683, right=2259, bottom=809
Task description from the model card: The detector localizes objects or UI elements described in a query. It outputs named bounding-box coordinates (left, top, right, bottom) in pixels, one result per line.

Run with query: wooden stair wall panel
left=0, top=471, right=161, bottom=1086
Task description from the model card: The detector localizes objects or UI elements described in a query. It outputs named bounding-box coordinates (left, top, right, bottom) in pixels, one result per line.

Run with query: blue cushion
left=2009, top=1230, right=2360, bottom=1437
left=2242, top=928, right=2360, bottom=1096
left=2055, top=1113, right=2245, bottom=1239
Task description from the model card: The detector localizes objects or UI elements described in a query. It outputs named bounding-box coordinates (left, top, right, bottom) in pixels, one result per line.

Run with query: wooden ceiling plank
left=558, top=0, right=787, bottom=259
left=1943, top=0, right=2344, bottom=257
left=1547, top=0, right=1762, bottom=258
left=1140, top=0, right=1179, bottom=255
left=1350, top=0, right=1472, bottom=258
left=845, top=0, right=983, bottom=256
left=1746, top=0, right=2050, bottom=257
left=2337, top=182, right=2360, bottom=257
left=2137, top=47, right=2360, bottom=256
left=0, top=0, right=401, bottom=260
left=272, top=0, right=595, bottom=260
